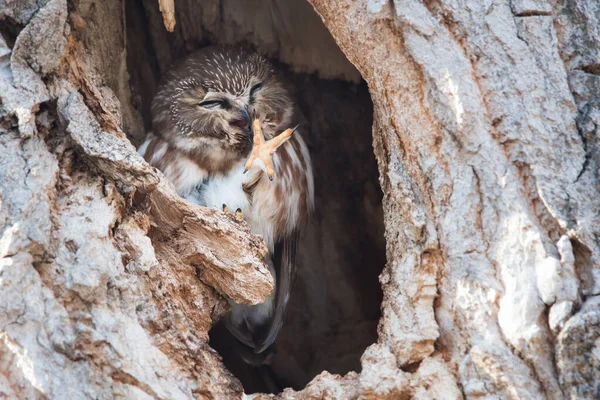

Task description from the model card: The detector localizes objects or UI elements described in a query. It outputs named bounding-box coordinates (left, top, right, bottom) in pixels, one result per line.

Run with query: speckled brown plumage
left=139, top=46, right=314, bottom=359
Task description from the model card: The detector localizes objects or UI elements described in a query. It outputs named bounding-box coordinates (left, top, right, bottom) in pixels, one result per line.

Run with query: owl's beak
left=230, top=108, right=252, bottom=135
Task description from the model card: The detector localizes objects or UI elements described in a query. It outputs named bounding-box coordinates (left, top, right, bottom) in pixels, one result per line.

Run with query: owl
left=139, top=46, right=314, bottom=358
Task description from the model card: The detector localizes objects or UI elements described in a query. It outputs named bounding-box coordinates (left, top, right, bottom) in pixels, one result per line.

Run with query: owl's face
left=151, top=47, right=293, bottom=166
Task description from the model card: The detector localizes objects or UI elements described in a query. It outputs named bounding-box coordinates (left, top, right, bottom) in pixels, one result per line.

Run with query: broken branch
left=158, top=0, right=176, bottom=32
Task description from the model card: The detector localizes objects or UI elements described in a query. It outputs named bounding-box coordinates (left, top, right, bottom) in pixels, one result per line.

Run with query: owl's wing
left=227, top=133, right=312, bottom=358
left=253, top=229, right=299, bottom=354
left=222, top=229, right=299, bottom=362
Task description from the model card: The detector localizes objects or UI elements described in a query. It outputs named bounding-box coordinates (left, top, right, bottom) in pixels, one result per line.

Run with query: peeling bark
left=1, top=0, right=599, bottom=399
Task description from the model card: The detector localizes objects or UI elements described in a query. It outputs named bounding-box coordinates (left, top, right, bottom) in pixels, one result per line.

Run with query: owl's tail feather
left=224, top=316, right=255, bottom=349
left=223, top=230, right=299, bottom=362
left=252, top=230, right=299, bottom=354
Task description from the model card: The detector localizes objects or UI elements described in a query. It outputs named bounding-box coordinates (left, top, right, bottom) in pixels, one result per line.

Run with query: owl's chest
left=187, top=163, right=279, bottom=251
left=188, top=163, right=251, bottom=214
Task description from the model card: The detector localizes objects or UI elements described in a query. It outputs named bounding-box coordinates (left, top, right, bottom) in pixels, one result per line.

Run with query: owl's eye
left=199, top=100, right=226, bottom=109
left=249, top=83, right=263, bottom=102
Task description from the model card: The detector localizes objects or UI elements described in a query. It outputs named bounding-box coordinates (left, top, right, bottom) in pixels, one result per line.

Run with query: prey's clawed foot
left=244, top=120, right=296, bottom=181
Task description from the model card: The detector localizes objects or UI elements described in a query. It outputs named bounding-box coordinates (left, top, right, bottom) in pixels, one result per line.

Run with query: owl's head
left=151, top=46, right=294, bottom=168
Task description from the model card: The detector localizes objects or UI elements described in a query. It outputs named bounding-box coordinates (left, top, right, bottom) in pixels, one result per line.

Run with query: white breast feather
left=170, top=158, right=208, bottom=197
left=137, top=137, right=151, bottom=157
left=150, top=142, right=168, bottom=164
left=196, top=162, right=248, bottom=206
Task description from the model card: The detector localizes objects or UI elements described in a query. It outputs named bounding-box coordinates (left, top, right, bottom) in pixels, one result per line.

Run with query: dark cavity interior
left=125, top=0, right=385, bottom=394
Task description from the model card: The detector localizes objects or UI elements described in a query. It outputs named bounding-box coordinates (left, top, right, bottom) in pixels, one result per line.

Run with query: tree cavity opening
left=125, top=0, right=385, bottom=394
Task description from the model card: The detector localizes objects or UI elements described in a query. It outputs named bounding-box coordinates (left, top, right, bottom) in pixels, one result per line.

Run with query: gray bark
left=0, top=0, right=599, bottom=399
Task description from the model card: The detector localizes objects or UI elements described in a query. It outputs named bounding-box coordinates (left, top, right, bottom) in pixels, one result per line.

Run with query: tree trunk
left=1, top=0, right=599, bottom=399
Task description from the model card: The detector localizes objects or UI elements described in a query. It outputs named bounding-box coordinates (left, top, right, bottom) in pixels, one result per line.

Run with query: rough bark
left=299, top=0, right=600, bottom=398
left=1, top=0, right=599, bottom=399
left=1, top=1, right=270, bottom=398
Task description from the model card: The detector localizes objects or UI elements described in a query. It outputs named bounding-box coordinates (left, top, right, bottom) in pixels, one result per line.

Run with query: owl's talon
left=222, top=204, right=229, bottom=213
left=243, top=168, right=248, bottom=174
left=245, top=119, right=294, bottom=180
left=235, top=208, right=243, bottom=218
